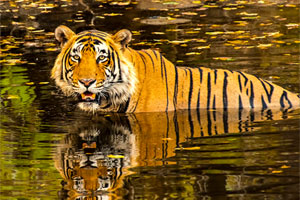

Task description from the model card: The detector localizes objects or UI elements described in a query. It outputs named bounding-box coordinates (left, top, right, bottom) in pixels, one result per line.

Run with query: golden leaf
left=152, top=32, right=165, bottom=35
left=7, top=95, right=19, bottom=99
left=176, top=146, right=201, bottom=150
left=107, top=155, right=124, bottom=159
left=280, top=165, right=291, bottom=169
left=39, top=82, right=49, bottom=85
left=45, top=48, right=58, bottom=52
left=103, top=13, right=123, bottom=16
left=185, top=52, right=202, bottom=55
left=257, top=44, right=273, bottom=49
left=194, top=45, right=210, bottom=50
left=271, top=170, right=283, bottom=174
left=182, top=12, right=198, bottom=16
left=161, top=138, right=173, bottom=141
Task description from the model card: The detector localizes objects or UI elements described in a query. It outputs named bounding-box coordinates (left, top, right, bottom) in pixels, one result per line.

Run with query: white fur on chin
left=78, top=102, right=100, bottom=113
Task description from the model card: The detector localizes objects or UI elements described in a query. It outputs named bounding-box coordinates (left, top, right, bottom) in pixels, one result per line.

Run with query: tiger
left=51, top=25, right=300, bottom=113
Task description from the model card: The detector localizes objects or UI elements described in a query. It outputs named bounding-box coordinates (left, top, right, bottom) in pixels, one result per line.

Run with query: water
left=0, top=0, right=299, bottom=199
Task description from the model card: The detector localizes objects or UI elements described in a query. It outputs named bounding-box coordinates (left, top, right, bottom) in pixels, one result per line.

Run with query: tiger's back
left=124, top=49, right=299, bottom=113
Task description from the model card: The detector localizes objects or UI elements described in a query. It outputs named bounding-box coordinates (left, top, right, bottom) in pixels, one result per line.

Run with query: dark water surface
left=1, top=0, right=299, bottom=199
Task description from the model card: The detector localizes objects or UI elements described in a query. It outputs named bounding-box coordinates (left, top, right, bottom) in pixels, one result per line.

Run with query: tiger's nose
left=79, top=79, right=96, bottom=87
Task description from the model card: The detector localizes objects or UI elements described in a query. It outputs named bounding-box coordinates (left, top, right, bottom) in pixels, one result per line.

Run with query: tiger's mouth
left=79, top=92, right=98, bottom=102
left=78, top=91, right=109, bottom=106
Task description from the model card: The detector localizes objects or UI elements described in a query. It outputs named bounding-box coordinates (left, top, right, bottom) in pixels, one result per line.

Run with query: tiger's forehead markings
left=76, top=31, right=110, bottom=42
left=72, top=33, right=110, bottom=54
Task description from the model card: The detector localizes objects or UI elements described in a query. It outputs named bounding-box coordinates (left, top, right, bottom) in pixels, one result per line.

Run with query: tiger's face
left=52, top=26, right=136, bottom=112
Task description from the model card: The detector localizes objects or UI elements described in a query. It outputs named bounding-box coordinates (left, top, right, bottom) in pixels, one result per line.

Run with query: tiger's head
left=51, top=25, right=136, bottom=112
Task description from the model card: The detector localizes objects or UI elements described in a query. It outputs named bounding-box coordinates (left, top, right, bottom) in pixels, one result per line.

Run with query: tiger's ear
left=112, top=29, right=132, bottom=49
left=55, top=25, right=75, bottom=48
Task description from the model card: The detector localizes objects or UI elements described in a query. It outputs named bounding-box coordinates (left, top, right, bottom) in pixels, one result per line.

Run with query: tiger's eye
left=97, top=55, right=108, bottom=63
left=72, top=55, right=80, bottom=61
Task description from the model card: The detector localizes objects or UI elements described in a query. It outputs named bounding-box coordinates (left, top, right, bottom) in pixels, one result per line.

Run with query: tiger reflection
left=55, top=108, right=298, bottom=199
left=55, top=115, right=136, bottom=199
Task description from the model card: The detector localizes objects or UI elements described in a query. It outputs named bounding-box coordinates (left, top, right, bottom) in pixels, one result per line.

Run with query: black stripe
left=237, top=71, right=248, bottom=86
left=137, top=52, right=147, bottom=70
left=250, top=81, right=254, bottom=108
left=77, top=38, right=89, bottom=44
left=76, top=34, right=106, bottom=43
left=62, top=50, right=71, bottom=81
left=200, top=129, right=204, bottom=137
left=214, top=69, right=218, bottom=84
left=196, top=108, right=203, bottom=136
left=184, top=68, right=187, bottom=76
left=196, top=100, right=201, bottom=123
left=238, top=95, right=242, bottom=123
left=244, top=120, right=249, bottom=132
left=223, top=72, right=228, bottom=133
left=266, top=109, right=273, bottom=120
left=207, top=111, right=212, bottom=135
left=223, top=113, right=228, bottom=133
left=223, top=72, right=228, bottom=110
left=214, top=125, right=218, bottom=135
left=212, top=96, right=216, bottom=121
left=151, top=49, right=158, bottom=59
left=207, top=72, right=211, bottom=110
left=188, top=110, right=194, bottom=138
left=198, top=67, right=203, bottom=83
left=258, top=78, right=274, bottom=103
left=131, top=101, right=139, bottom=113
left=143, top=50, right=155, bottom=72
left=162, top=57, right=169, bottom=112
left=131, top=52, right=148, bottom=112
left=238, top=121, right=242, bottom=133
left=62, top=48, right=71, bottom=78
left=165, top=113, right=170, bottom=158
left=160, top=53, right=164, bottom=79
left=280, top=91, right=292, bottom=109
left=173, top=66, right=178, bottom=109
left=116, top=52, right=122, bottom=82
left=238, top=95, right=243, bottom=109
left=110, top=52, right=117, bottom=80
left=250, top=110, right=255, bottom=122
left=261, top=95, right=268, bottom=111
left=173, top=112, right=180, bottom=148
left=106, top=49, right=111, bottom=65
left=108, top=53, right=115, bottom=77
left=187, top=69, right=193, bottom=110
left=92, top=38, right=103, bottom=45
left=196, top=89, right=202, bottom=136
left=197, top=89, right=200, bottom=109
left=238, top=75, right=242, bottom=93
left=118, top=98, right=130, bottom=112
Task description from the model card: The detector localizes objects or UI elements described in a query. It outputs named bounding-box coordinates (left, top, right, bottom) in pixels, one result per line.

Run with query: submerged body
left=52, top=26, right=300, bottom=113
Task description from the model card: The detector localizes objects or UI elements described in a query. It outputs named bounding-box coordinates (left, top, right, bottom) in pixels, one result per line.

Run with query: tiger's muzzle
left=76, top=78, right=104, bottom=103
